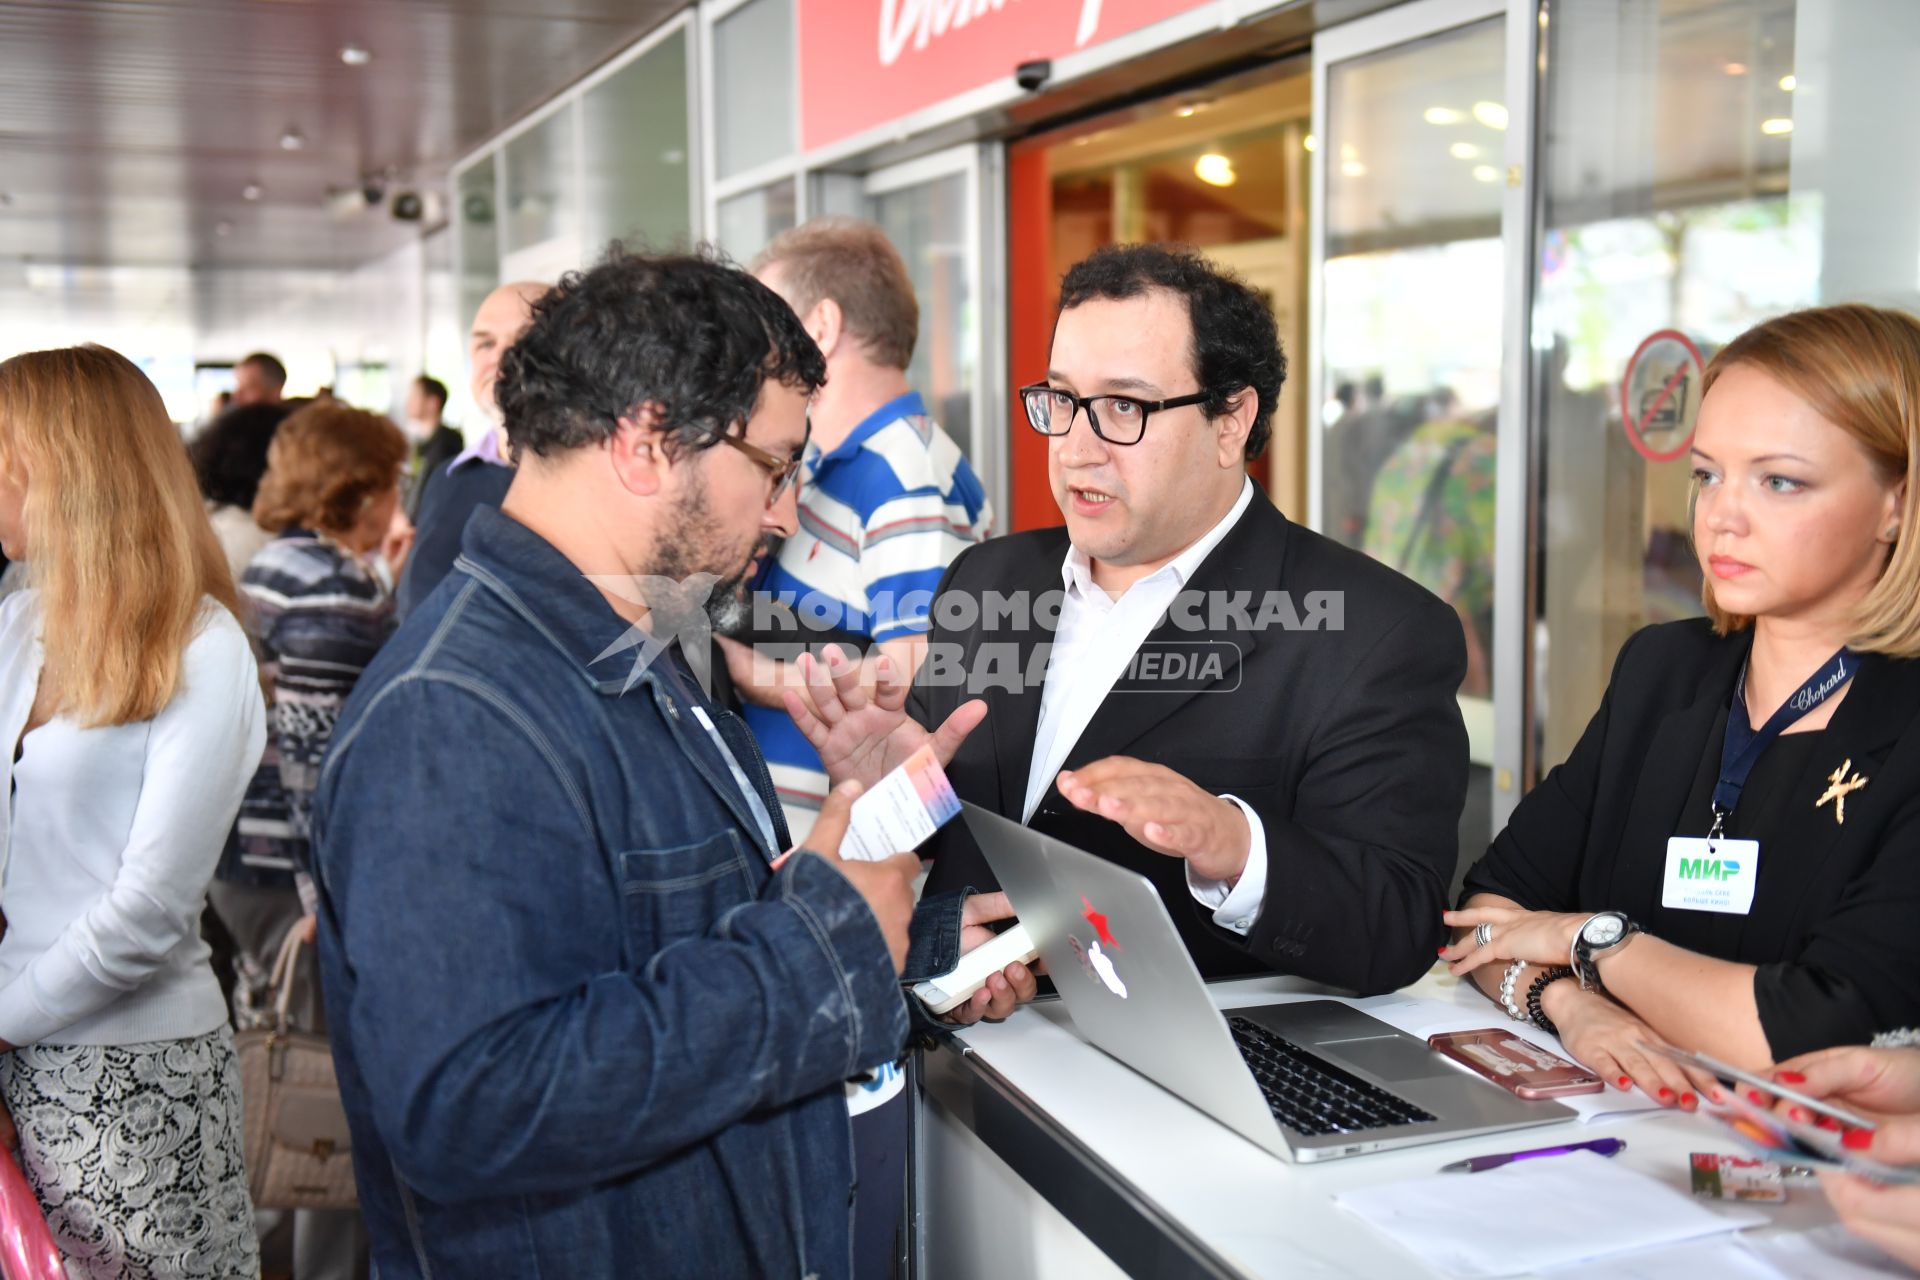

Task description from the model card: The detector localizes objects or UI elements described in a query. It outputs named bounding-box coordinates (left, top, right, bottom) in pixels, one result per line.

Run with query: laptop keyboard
left=1228, top=1016, right=1438, bottom=1137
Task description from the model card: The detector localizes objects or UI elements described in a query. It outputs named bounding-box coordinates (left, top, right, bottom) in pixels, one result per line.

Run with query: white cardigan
left=0, top=591, right=265, bottom=1047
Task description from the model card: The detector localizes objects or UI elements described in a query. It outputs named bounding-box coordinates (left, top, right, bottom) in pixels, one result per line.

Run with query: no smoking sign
left=1620, top=329, right=1706, bottom=463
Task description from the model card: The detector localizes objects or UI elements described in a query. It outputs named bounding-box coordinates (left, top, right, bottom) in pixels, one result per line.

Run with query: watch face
left=1586, top=916, right=1626, bottom=947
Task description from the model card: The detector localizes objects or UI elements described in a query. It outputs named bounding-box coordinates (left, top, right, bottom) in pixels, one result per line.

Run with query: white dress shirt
left=1022, top=479, right=1269, bottom=936
left=0, top=592, right=266, bottom=1046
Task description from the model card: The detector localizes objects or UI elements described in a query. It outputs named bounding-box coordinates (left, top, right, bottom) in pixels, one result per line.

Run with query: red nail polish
left=1843, top=1129, right=1875, bottom=1151
left=1745, top=1088, right=1769, bottom=1105
left=1816, top=1115, right=1841, bottom=1131
left=1775, top=1070, right=1807, bottom=1084
left=1681, top=1092, right=1698, bottom=1109
left=1437, top=946, right=1448, bottom=955
left=1617, top=1076, right=1632, bottom=1089
left=1789, top=1107, right=1810, bottom=1124
left=1658, top=1087, right=1675, bottom=1101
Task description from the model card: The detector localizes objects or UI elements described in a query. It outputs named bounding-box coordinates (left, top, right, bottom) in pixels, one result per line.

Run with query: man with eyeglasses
left=788, top=243, right=1470, bottom=1004
left=307, top=250, right=982, bottom=1279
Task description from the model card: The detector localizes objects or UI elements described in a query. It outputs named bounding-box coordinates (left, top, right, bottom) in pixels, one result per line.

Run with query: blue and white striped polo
left=743, top=391, right=992, bottom=838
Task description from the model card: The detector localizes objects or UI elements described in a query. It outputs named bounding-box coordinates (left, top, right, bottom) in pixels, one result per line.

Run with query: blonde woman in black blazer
left=1445, top=304, right=1920, bottom=1108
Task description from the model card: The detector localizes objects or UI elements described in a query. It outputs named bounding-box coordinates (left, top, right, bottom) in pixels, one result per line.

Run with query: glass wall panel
left=871, top=172, right=975, bottom=458
left=1320, top=17, right=1506, bottom=867
left=582, top=29, right=692, bottom=256
left=716, top=179, right=796, bottom=262
left=503, top=107, right=577, bottom=255
left=1531, top=0, right=1920, bottom=773
left=454, top=159, right=500, bottom=345
left=714, top=0, right=795, bottom=180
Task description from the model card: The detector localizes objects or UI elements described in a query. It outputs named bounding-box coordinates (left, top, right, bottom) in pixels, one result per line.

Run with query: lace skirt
left=0, top=1027, right=260, bottom=1279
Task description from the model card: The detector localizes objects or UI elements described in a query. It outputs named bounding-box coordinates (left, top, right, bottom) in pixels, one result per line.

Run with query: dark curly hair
left=495, top=246, right=827, bottom=460
left=1057, top=243, right=1286, bottom=460
left=189, top=402, right=293, bottom=509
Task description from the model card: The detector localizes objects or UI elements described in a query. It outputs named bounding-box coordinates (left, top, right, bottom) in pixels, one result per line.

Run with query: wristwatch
left=1571, top=911, right=1640, bottom=991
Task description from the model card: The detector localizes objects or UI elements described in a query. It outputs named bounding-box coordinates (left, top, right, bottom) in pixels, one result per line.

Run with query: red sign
left=798, top=0, right=1215, bottom=151
left=1619, top=329, right=1705, bottom=463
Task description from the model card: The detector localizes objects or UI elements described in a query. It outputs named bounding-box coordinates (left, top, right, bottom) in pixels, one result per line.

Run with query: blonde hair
left=252, top=403, right=408, bottom=535
left=0, top=346, right=240, bottom=726
left=1699, top=303, right=1920, bottom=656
left=751, top=217, right=919, bottom=370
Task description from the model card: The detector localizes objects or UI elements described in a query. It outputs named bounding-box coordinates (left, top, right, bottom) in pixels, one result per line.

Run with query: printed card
left=839, top=744, right=962, bottom=862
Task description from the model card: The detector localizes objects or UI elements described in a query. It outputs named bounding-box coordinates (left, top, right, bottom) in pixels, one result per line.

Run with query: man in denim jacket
left=309, top=250, right=974, bottom=1278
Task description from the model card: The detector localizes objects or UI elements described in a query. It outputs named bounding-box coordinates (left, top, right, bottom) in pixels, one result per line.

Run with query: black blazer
left=915, top=495, right=1469, bottom=994
left=1463, top=620, right=1920, bottom=1058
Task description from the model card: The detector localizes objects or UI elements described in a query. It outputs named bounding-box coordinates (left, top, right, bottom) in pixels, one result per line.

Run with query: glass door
left=858, top=146, right=1006, bottom=526
left=1312, top=0, right=1535, bottom=888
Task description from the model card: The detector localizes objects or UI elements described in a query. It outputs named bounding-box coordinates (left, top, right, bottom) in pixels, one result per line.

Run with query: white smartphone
left=911, top=922, right=1040, bottom=1014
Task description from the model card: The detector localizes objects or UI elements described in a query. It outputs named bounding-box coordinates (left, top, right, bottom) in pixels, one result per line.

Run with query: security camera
left=1015, top=59, right=1051, bottom=92
left=391, top=191, right=424, bottom=221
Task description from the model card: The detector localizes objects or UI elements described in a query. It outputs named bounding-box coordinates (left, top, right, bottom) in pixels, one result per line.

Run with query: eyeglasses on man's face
left=688, top=417, right=811, bottom=504
left=1018, top=384, right=1212, bottom=446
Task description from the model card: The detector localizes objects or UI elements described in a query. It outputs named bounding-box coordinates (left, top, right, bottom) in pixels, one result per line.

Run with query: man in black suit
left=785, top=243, right=1468, bottom=1010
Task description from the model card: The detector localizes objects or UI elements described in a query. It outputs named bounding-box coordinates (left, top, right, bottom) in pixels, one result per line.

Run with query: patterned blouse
left=221, top=529, right=397, bottom=905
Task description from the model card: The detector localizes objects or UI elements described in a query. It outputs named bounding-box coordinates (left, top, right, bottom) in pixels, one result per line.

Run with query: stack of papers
left=1334, top=1151, right=1765, bottom=1276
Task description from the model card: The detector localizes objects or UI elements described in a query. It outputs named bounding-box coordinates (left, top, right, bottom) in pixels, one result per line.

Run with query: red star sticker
left=1082, top=896, right=1118, bottom=949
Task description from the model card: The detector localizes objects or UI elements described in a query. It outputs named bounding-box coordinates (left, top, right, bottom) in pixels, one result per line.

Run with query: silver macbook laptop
left=963, top=802, right=1573, bottom=1162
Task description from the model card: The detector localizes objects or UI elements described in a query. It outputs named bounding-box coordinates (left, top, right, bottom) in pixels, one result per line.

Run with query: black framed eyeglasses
left=690, top=416, right=811, bottom=503
left=1017, top=383, right=1211, bottom=446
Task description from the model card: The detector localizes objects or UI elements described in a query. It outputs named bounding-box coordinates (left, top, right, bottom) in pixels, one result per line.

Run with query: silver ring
left=1474, top=922, right=1493, bottom=947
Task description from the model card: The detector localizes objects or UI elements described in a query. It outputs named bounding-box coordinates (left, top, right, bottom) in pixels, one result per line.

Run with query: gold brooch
left=1815, top=759, right=1868, bottom=825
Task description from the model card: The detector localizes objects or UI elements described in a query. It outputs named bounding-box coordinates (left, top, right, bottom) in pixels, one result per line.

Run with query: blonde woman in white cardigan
left=0, top=345, right=266, bottom=1279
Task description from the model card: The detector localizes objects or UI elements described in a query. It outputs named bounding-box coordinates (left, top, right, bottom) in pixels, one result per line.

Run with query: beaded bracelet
left=1525, top=965, right=1576, bottom=1036
left=1498, top=959, right=1530, bottom=1022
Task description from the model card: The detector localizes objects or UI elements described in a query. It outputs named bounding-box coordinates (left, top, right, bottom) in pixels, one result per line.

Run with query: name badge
left=1662, top=837, right=1760, bottom=914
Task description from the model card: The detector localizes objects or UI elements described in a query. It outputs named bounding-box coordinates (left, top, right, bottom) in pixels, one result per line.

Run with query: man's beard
left=644, top=468, right=773, bottom=635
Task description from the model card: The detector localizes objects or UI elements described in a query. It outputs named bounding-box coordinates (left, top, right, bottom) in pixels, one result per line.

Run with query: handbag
left=234, top=928, right=358, bottom=1211
left=0, top=1146, right=63, bottom=1280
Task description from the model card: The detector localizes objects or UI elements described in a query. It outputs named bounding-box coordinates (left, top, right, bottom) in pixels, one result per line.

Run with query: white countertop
left=947, top=967, right=1847, bottom=1279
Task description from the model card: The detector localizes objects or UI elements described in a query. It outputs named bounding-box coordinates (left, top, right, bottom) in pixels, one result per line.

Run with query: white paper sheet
left=1333, top=1151, right=1765, bottom=1277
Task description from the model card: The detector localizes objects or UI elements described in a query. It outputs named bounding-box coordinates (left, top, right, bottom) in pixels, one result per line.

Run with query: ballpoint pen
left=1438, top=1137, right=1627, bottom=1174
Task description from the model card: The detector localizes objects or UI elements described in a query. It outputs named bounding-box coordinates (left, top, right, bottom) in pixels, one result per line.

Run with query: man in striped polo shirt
left=729, top=217, right=992, bottom=842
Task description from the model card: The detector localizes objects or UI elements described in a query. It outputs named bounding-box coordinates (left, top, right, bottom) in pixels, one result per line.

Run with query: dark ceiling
left=0, top=0, right=684, bottom=271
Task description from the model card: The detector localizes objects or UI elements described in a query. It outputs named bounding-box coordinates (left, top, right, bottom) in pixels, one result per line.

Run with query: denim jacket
left=309, top=506, right=967, bottom=1280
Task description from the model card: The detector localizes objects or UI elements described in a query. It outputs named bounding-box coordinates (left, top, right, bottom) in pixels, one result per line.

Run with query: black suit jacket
left=916, top=495, right=1469, bottom=994
left=1464, top=621, right=1920, bottom=1057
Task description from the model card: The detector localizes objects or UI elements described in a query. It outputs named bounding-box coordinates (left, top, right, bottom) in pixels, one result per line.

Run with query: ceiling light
left=1302, top=134, right=1316, bottom=153
left=1761, top=117, right=1794, bottom=135
left=340, top=45, right=372, bottom=66
left=1194, top=153, right=1236, bottom=187
left=1340, top=142, right=1358, bottom=161
left=241, top=183, right=263, bottom=202
left=1341, top=160, right=1367, bottom=178
left=1423, top=107, right=1464, bottom=125
left=1472, top=101, right=1509, bottom=130
left=1471, top=164, right=1500, bottom=183
left=1449, top=142, right=1480, bottom=160
left=1724, top=61, right=1748, bottom=75
left=1779, top=74, right=1797, bottom=91
left=279, top=128, right=306, bottom=151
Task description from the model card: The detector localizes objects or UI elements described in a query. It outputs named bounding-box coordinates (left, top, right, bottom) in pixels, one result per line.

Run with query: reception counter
left=909, top=970, right=1852, bottom=1279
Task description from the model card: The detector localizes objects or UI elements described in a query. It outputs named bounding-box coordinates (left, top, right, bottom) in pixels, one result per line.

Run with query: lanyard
left=1712, top=647, right=1852, bottom=831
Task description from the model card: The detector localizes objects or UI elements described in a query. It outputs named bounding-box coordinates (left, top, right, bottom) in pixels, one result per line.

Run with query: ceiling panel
left=0, top=0, right=685, bottom=270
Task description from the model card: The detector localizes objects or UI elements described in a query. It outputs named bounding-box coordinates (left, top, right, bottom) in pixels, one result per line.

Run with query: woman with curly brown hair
left=0, top=345, right=266, bottom=1278
left=211, top=402, right=408, bottom=1280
